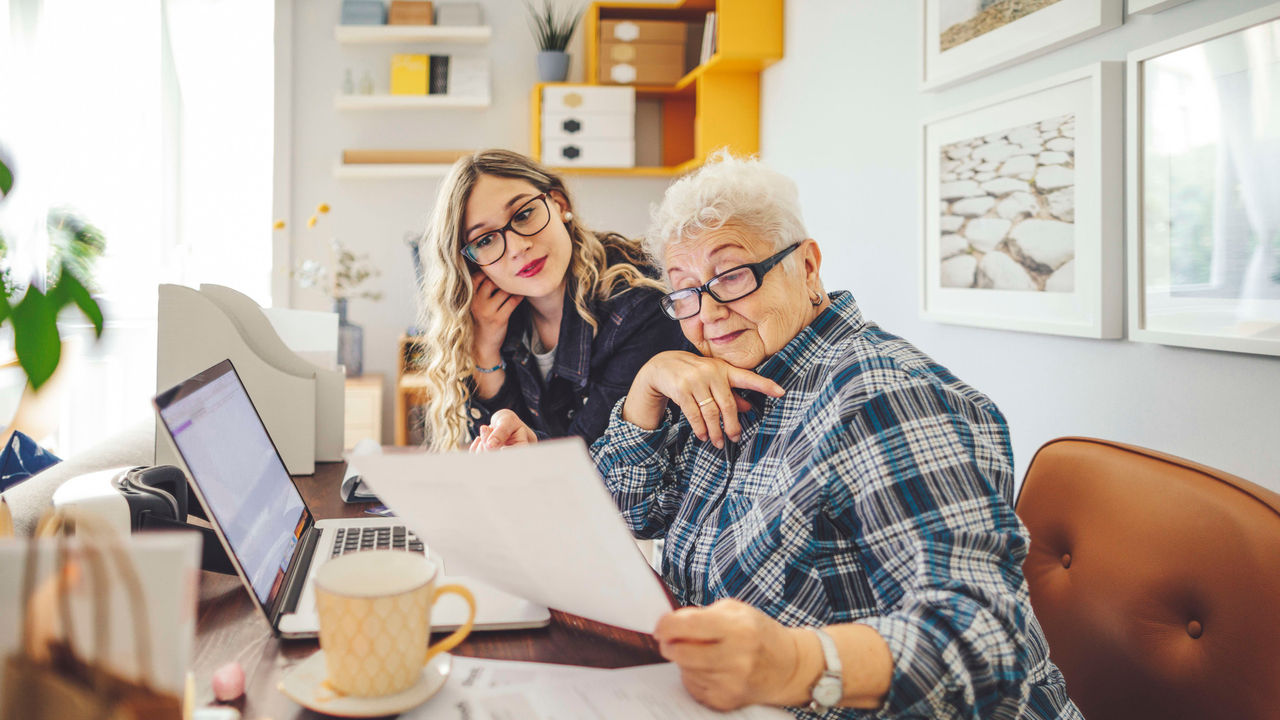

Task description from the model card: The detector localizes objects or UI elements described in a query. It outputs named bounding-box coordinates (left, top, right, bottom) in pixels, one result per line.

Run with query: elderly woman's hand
left=622, top=351, right=784, bottom=449
left=469, top=409, right=537, bottom=452
left=655, top=599, right=811, bottom=711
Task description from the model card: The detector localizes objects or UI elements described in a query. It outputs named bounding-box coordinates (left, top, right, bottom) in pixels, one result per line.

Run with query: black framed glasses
left=460, top=193, right=552, bottom=266
left=659, top=243, right=801, bottom=320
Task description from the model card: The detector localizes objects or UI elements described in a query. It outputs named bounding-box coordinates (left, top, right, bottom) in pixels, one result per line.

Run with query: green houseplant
left=526, top=0, right=584, bottom=82
left=0, top=152, right=105, bottom=391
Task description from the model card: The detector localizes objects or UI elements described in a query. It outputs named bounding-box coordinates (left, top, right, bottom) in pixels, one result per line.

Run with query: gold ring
left=697, top=397, right=715, bottom=407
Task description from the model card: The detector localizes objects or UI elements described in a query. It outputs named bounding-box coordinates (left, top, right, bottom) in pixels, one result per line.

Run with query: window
left=0, top=0, right=274, bottom=454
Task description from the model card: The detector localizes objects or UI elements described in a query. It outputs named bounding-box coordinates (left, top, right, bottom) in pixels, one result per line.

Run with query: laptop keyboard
left=330, top=526, right=425, bottom=558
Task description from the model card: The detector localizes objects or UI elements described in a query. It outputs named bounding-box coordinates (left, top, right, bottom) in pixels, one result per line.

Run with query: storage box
left=342, top=149, right=472, bottom=164
left=340, top=0, right=387, bottom=25
left=600, top=19, right=687, bottom=45
left=390, top=54, right=428, bottom=95
left=389, top=0, right=433, bottom=25
left=598, top=41, right=686, bottom=84
left=435, top=2, right=483, bottom=26
left=542, top=139, right=634, bottom=168
left=543, top=85, right=635, bottom=115
left=600, top=59, right=684, bottom=85
left=542, top=111, right=635, bottom=141
left=540, top=86, right=635, bottom=168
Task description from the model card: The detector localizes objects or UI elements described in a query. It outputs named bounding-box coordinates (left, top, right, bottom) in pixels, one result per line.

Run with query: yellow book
left=390, top=54, right=428, bottom=95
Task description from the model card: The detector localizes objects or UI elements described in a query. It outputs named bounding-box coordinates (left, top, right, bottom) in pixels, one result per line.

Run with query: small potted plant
left=526, top=0, right=584, bottom=83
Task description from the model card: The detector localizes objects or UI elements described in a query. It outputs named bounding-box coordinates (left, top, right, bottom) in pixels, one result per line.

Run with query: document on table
left=350, top=439, right=673, bottom=633
left=401, top=657, right=793, bottom=720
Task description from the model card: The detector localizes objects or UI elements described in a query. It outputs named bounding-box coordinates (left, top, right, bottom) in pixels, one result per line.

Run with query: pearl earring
left=563, top=211, right=573, bottom=222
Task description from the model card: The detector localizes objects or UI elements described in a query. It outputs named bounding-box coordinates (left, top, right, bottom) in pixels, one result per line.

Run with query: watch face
left=814, top=676, right=842, bottom=707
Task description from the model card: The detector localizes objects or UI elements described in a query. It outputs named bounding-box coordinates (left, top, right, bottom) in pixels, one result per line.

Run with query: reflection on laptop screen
left=158, top=367, right=306, bottom=605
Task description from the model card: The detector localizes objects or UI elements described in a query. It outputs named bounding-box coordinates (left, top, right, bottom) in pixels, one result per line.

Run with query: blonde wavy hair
left=416, top=149, right=665, bottom=451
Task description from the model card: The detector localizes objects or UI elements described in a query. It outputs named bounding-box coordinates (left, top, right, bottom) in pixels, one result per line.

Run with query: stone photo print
left=937, top=113, right=1075, bottom=293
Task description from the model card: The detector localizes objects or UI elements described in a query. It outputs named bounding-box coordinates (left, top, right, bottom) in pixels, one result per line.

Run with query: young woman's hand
left=470, top=271, right=522, bottom=364
left=621, top=351, right=784, bottom=449
left=469, top=409, right=538, bottom=452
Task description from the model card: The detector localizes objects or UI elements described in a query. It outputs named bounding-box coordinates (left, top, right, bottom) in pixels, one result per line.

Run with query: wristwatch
left=808, top=627, right=843, bottom=713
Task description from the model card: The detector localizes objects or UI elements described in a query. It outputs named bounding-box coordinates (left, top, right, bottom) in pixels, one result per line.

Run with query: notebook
left=153, top=359, right=549, bottom=639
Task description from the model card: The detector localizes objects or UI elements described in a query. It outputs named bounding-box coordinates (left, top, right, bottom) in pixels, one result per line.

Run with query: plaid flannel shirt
left=591, top=292, right=1080, bottom=720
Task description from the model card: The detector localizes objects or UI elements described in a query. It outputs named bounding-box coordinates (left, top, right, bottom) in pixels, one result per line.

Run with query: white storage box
left=542, top=111, right=635, bottom=141
left=542, top=139, right=634, bottom=168
left=543, top=85, right=635, bottom=116
left=540, top=85, right=636, bottom=168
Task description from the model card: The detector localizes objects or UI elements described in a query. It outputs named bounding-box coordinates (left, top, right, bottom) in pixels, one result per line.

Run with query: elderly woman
left=477, top=153, right=1080, bottom=719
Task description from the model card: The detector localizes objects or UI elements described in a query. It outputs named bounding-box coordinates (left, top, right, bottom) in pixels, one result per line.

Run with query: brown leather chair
left=1016, top=437, right=1280, bottom=720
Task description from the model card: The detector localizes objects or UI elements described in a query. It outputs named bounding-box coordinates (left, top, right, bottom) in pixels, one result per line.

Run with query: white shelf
left=334, top=25, right=492, bottom=44
left=333, top=163, right=455, bottom=179
left=334, top=93, right=490, bottom=110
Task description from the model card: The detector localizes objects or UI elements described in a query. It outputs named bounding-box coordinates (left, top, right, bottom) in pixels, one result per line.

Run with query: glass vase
left=334, top=298, right=363, bottom=377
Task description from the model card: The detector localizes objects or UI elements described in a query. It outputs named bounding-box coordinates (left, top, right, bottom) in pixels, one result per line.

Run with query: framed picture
left=1127, top=3, right=1280, bottom=356
left=922, top=0, right=1123, bottom=90
left=921, top=62, right=1123, bottom=338
left=1127, top=0, right=1193, bottom=15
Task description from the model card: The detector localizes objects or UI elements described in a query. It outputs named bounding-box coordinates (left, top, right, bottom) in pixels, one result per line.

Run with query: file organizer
left=199, top=284, right=346, bottom=462
left=155, top=284, right=317, bottom=475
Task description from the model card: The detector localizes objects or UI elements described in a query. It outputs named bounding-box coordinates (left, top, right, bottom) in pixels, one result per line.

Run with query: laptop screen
left=155, top=360, right=307, bottom=607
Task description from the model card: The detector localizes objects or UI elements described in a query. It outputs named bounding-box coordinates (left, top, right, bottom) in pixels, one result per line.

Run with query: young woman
left=417, top=149, right=688, bottom=451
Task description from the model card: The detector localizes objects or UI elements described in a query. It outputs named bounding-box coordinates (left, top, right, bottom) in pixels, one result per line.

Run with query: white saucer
left=278, top=651, right=451, bottom=718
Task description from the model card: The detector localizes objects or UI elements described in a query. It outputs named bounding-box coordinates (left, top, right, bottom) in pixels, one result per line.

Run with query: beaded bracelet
left=475, top=361, right=506, bottom=373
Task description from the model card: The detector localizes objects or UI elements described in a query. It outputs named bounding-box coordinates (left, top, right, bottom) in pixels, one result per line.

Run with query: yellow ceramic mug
left=313, top=550, right=475, bottom=697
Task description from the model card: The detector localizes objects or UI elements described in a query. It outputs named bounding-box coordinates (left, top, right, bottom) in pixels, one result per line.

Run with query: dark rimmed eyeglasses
left=460, top=193, right=552, bottom=266
left=659, top=243, right=802, bottom=320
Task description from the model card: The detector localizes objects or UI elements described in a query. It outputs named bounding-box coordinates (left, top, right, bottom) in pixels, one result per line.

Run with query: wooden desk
left=192, top=460, right=663, bottom=719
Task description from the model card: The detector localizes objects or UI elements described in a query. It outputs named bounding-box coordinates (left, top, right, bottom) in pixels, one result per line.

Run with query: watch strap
left=807, top=627, right=843, bottom=713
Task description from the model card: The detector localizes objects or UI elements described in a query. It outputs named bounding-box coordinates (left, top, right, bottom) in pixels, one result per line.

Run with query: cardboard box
left=390, top=54, right=428, bottom=95
left=389, top=0, right=433, bottom=25
left=600, top=41, right=685, bottom=69
left=342, top=150, right=473, bottom=164
left=600, top=19, right=687, bottom=45
left=600, top=58, right=685, bottom=85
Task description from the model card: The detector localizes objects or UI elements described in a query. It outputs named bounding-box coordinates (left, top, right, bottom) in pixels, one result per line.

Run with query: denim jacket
left=468, top=279, right=689, bottom=443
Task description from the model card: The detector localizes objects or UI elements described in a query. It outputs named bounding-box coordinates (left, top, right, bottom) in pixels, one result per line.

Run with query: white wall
left=762, top=0, right=1280, bottom=489
left=281, top=1, right=670, bottom=442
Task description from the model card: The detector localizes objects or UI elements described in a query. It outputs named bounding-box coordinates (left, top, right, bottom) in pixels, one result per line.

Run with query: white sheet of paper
left=350, top=439, right=673, bottom=633
left=401, top=657, right=792, bottom=720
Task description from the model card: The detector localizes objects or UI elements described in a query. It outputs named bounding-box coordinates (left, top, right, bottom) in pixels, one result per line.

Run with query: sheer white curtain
left=0, top=0, right=274, bottom=454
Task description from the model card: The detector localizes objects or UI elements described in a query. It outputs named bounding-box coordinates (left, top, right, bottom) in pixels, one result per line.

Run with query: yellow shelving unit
left=531, top=0, right=783, bottom=176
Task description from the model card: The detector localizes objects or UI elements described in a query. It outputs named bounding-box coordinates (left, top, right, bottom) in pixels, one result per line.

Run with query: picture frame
left=1127, top=0, right=1193, bottom=16
left=1126, top=3, right=1280, bottom=356
left=922, top=0, right=1123, bottom=91
left=921, top=62, right=1123, bottom=338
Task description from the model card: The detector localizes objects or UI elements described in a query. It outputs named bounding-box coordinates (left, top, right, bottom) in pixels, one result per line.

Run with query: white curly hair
left=645, top=150, right=809, bottom=278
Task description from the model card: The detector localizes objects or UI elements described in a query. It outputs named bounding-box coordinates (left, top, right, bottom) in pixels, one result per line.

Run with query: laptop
left=154, top=359, right=550, bottom=639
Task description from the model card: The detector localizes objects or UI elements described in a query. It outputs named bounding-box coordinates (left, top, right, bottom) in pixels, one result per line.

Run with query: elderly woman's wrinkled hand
left=622, top=351, right=784, bottom=449
left=469, top=409, right=537, bottom=452
left=654, top=599, right=808, bottom=712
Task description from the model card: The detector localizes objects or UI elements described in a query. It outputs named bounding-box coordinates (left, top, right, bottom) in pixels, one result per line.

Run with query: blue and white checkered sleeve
left=824, top=383, right=1033, bottom=719
left=590, top=397, right=690, bottom=539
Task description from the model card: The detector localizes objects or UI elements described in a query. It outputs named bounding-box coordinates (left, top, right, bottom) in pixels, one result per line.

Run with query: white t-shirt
left=527, top=330, right=556, bottom=381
